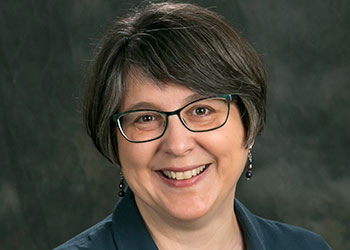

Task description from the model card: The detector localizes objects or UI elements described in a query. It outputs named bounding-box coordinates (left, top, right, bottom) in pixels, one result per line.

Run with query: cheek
left=117, top=137, right=152, bottom=192
left=204, top=115, right=247, bottom=170
left=204, top=131, right=246, bottom=163
left=208, top=113, right=245, bottom=150
left=117, top=132, right=155, bottom=172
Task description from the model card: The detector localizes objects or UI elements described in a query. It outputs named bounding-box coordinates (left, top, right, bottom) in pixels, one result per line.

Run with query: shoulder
left=234, top=199, right=331, bottom=250
left=253, top=215, right=331, bottom=249
left=53, top=214, right=116, bottom=250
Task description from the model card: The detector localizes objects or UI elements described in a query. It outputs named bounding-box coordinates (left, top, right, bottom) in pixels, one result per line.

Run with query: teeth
left=162, top=165, right=207, bottom=180
left=176, top=172, right=184, bottom=180
left=183, top=171, right=190, bottom=179
left=191, top=169, right=197, bottom=176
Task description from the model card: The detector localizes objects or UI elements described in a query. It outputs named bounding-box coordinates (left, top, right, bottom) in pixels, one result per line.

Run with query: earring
left=245, top=148, right=253, bottom=180
left=118, top=169, right=126, bottom=197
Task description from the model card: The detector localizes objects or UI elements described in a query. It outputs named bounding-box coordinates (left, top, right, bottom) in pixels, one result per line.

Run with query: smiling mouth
left=160, top=164, right=209, bottom=180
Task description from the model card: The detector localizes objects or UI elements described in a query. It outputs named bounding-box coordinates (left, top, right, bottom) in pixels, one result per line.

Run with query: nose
left=158, top=115, right=196, bottom=156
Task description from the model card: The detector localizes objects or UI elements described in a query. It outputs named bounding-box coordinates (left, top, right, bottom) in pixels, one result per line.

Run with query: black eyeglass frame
left=112, top=94, right=238, bottom=143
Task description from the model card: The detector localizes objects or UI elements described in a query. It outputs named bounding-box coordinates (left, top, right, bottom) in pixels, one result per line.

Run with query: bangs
left=122, top=16, right=240, bottom=96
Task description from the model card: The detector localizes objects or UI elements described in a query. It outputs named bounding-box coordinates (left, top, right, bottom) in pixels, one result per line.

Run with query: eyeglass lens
left=118, top=97, right=228, bottom=142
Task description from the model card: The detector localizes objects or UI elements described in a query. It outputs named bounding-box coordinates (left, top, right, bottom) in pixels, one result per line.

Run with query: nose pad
left=159, top=115, right=195, bottom=156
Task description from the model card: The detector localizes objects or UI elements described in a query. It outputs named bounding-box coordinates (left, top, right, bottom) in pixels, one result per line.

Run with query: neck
left=135, top=193, right=245, bottom=250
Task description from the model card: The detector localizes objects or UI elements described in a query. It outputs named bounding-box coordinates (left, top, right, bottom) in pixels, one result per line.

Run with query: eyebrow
left=123, top=92, right=206, bottom=112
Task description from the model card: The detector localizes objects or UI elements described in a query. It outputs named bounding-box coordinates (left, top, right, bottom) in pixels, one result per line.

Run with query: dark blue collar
left=234, top=199, right=265, bottom=250
left=112, top=188, right=158, bottom=250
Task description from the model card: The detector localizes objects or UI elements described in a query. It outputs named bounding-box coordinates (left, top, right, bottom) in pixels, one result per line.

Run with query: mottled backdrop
left=1, top=0, right=349, bottom=249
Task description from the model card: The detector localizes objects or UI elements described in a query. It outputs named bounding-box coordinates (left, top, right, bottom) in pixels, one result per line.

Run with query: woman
left=55, top=2, right=331, bottom=249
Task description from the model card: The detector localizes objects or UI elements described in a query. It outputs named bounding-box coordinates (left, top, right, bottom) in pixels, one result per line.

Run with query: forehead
left=120, top=73, right=203, bottom=112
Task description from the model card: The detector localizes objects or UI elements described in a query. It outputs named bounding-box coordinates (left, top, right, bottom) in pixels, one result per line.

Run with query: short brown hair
left=83, top=1, right=267, bottom=165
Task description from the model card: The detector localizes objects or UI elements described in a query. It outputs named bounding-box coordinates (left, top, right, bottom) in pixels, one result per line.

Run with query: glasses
left=112, top=94, right=237, bottom=143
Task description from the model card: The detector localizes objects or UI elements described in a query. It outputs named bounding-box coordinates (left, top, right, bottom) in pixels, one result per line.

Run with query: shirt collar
left=234, top=199, right=265, bottom=250
left=112, top=188, right=158, bottom=250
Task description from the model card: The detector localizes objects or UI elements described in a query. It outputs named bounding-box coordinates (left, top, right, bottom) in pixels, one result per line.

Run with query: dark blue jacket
left=54, top=189, right=331, bottom=250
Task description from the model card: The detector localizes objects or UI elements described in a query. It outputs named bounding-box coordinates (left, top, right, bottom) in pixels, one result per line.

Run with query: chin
left=167, top=207, right=210, bottom=222
left=163, top=194, right=215, bottom=222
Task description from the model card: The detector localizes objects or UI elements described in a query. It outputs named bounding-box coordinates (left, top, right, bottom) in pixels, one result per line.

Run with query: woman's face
left=117, top=77, right=248, bottom=222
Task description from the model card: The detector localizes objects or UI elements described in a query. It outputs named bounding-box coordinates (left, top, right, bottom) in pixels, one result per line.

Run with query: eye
left=135, top=114, right=157, bottom=123
left=192, top=106, right=210, bottom=116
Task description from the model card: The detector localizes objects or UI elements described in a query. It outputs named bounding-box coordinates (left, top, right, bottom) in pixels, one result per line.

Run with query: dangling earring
left=118, top=169, right=126, bottom=197
left=245, top=148, right=253, bottom=180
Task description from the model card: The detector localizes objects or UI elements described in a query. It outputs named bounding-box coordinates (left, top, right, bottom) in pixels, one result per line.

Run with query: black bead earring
left=118, top=170, right=126, bottom=198
left=245, top=148, right=253, bottom=180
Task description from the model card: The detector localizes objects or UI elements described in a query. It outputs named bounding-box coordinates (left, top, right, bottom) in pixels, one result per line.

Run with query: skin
left=117, top=75, right=248, bottom=250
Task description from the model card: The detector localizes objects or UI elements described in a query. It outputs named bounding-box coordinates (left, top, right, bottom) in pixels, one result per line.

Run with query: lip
left=157, top=164, right=211, bottom=188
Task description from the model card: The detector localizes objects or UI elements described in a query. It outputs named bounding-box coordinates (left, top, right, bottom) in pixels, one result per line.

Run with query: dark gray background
left=1, top=0, right=349, bottom=249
